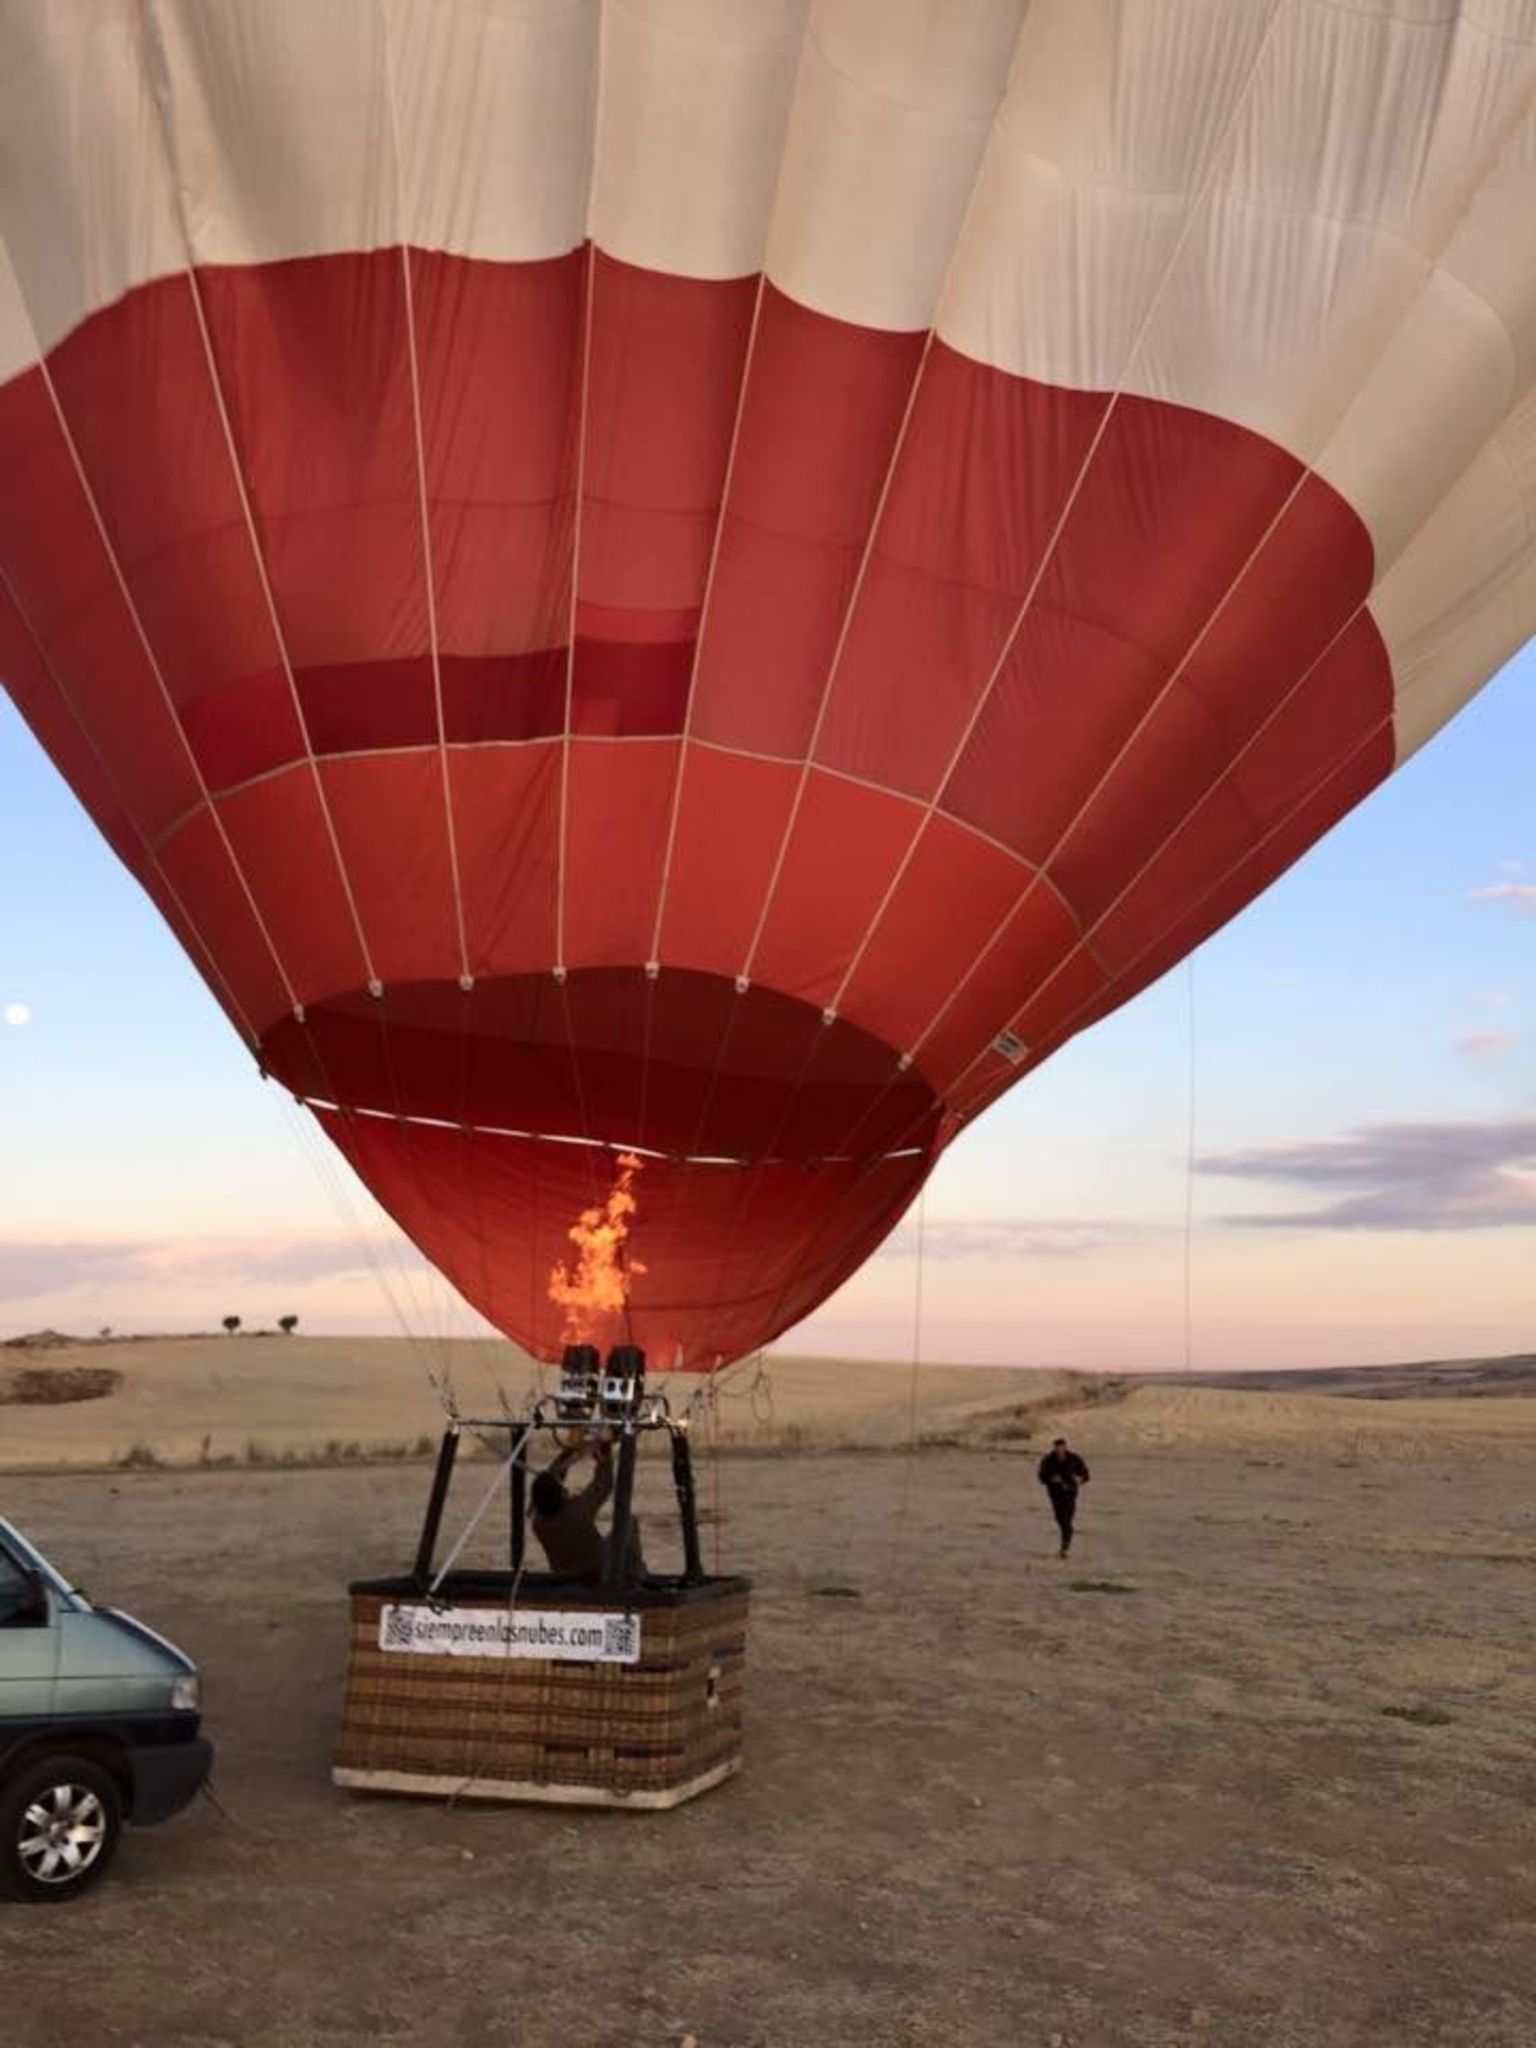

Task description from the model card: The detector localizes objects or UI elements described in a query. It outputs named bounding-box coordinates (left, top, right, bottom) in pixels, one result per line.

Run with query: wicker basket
left=333, top=1572, right=749, bottom=1810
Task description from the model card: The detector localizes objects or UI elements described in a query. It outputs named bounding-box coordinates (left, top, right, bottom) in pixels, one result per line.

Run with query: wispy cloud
left=0, top=1241, right=153, bottom=1301
left=1458, top=1030, right=1518, bottom=1059
left=1200, top=1117, right=1536, bottom=1231
left=0, top=1233, right=426, bottom=1304
left=880, top=1217, right=1150, bottom=1260
left=1470, top=882, right=1536, bottom=917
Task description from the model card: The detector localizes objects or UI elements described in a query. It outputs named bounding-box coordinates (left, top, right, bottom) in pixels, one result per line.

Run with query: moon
left=3, top=1003, right=31, bottom=1027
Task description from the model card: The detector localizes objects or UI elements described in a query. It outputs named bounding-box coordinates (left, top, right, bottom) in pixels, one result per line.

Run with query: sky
left=1, top=646, right=1532, bottom=1374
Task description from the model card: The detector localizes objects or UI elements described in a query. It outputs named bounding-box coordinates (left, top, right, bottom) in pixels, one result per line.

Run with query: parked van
left=0, top=1516, right=212, bottom=1901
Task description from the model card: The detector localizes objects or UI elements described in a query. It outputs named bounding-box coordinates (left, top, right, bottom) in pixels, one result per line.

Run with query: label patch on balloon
left=379, top=1603, right=641, bottom=1664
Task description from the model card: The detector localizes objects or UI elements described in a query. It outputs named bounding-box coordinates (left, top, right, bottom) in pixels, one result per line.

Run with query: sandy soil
left=3, top=1445, right=1534, bottom=2047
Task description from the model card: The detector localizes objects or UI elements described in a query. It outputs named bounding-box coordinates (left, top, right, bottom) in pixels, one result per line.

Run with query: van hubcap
left=18, top=1784, right=107, bottom=1884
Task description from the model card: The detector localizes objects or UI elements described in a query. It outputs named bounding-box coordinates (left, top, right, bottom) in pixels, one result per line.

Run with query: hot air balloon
left=2, top=0, right=1534, bottom=1367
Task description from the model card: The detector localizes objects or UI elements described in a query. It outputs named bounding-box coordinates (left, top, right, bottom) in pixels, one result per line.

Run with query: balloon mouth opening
left=258, top=965, right=942, bottom=1168
left=280, top=969, right=944, bottom=1362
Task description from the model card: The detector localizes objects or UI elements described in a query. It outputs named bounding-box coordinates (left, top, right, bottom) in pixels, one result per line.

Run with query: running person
left=1037, top=1437, right=1090, bottom=1558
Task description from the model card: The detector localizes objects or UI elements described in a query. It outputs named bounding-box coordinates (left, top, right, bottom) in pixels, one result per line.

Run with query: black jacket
left=1037, top=1450, right=1089, bottom=1495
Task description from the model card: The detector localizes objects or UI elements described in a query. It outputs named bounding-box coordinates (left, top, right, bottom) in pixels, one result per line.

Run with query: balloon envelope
left=2, top=2, right=1533, bottom=1362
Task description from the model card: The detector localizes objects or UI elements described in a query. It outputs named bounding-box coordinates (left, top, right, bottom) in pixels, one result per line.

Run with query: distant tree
left=278, top=1314, right=299, bottom=1336
left=222, top=1315, right=241, bottom=1336
left=98, top=1326, right=112, bottom=1340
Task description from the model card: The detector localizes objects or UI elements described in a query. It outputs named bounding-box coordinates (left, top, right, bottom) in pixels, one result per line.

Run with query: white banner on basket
left=377, top=1603, right=641, bottom=1664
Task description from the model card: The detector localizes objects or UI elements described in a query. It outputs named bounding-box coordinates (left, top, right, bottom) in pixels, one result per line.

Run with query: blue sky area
left=1, top=646, right=1532, bottom=1372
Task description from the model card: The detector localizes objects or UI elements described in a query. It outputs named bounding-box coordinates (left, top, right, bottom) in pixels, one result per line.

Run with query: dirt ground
left=3, top=1443, right=1534, bottom=2048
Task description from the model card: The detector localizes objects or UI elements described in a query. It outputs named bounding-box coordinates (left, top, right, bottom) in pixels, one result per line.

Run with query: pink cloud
left=1470, top=883, right=1536, bottom=916
left=1458, top=1030, right=1517, bottom=1058
left=1201, top=1115, right=1536, bottom=1230
left=0, top=1232, right=425, bottom=1304
left=880, top=1217, right=1151, bottom=1260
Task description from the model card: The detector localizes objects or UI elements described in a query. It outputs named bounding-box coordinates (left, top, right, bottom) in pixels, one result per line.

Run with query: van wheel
left=0, top=1755, right=122, bottom=1902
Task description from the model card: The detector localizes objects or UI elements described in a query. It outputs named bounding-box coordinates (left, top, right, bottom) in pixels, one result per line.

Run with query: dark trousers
left=1047, top=1488, right=1077, bottom=1548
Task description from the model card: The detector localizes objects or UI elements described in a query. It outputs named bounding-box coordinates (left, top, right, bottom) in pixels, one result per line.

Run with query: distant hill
left=1146, top=1354, right=1536, bottom=1400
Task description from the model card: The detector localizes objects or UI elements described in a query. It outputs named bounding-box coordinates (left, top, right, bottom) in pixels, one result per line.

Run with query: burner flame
left=548, top=1152, right=646, bottom=1345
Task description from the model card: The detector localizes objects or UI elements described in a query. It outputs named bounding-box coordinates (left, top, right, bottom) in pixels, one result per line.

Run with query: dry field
left=7, top=1334, right=1536, bottom=1473
left=0, top=1333, right=1079, bottom=1468
left=3, top=1426, right=1535, bottom=2047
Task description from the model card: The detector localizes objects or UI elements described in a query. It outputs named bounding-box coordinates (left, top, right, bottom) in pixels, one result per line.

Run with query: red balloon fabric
left=1, top=4, right=1533, bottom=1363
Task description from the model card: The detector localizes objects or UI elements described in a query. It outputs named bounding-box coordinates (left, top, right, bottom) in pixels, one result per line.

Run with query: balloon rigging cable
left=1183, top=959, right=1199, bottom=1378
left=270, top=1085, right=535, bottom=1426
left=884, top=1184, right=928, bottom=1585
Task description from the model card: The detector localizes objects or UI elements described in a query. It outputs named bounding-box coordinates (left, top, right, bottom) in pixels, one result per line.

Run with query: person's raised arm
left=575, top=1437, right=615, bottom=1511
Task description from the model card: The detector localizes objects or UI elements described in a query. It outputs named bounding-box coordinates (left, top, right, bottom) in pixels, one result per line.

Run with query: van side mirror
left=1, top=1568, right=49, bottom=1628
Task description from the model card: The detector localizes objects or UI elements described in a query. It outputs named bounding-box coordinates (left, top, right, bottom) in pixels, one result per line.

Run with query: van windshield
left=0, top=1522, right=90, bottom=1612
left=0, top=1546, right=39, bottom=1624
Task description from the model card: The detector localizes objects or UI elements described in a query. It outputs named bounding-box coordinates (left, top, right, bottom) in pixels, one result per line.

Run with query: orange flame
left=548, top=1152, right=647, bottom=1346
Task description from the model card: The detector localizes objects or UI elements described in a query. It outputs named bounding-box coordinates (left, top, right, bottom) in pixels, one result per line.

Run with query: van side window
left=0, top=1548, right=42, bottom=1627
